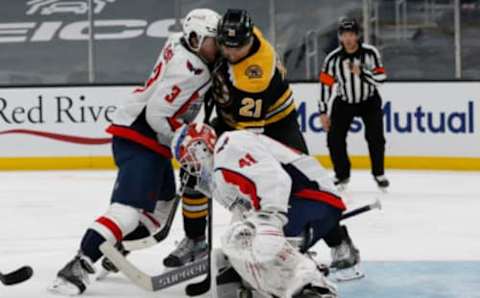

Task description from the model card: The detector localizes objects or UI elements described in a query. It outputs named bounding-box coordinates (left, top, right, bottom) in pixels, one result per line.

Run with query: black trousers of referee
left=327, top=92, right=386, bottom=180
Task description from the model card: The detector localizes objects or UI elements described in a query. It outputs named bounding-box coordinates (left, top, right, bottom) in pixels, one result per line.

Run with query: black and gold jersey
left=211, top=27, right=296, bottom=130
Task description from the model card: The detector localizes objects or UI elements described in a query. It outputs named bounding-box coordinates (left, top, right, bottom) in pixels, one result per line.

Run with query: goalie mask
left=172, top=123, right=217, bottom=195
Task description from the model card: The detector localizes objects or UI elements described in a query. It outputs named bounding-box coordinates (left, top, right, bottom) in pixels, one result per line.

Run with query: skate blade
left=330, top=266, right=365, bottom=282
left=48, top=278, right=82, bottom=296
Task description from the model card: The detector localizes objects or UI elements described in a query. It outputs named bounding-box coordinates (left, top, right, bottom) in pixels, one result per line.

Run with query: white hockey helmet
left=183, top=8, right=221, bottom=51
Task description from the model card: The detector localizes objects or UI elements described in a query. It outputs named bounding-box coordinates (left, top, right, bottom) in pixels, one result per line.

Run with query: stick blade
left=185, top=275, right=210, bottom=296
left=99, top=242, right=154, bottom=291
left=0, top=266, right=33, bottom=286
left=372, top=197, right=382, bottom=210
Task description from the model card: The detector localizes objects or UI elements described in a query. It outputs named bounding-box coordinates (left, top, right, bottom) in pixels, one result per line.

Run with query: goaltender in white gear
left=172, top=124, right=346, bottom=298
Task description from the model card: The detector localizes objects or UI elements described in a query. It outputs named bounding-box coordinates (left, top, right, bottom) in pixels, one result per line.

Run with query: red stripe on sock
left=96, top=216, right=123, bottom=241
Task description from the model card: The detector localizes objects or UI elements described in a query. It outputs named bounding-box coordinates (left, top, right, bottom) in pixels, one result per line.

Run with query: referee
left=318, top=18, right=389, bottom=190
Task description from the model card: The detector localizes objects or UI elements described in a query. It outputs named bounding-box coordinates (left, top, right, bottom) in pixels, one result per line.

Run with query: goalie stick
left=0, top=266, right=33, bottom=286
left=183, top=198, right=382, bottom=296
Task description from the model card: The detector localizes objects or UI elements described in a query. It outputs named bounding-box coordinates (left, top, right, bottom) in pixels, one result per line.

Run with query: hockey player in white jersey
left=49, top=9, right=221, bottom=295
left=172, top=123, right=362, bottom=297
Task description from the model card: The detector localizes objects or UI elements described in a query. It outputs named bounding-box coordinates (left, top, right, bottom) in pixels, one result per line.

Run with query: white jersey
left=108, top=33, right=211, bottom=157
left=211, top=131, right=340, bottom=297
left=211, top=130, right=339, bottom=214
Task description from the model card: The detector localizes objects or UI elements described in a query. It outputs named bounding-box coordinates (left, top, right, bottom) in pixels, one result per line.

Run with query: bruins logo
left=245, top=64, right=263, bottom=79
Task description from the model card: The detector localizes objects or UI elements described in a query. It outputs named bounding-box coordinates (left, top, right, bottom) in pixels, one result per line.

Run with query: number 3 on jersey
left=239, top=98, right=262, bottom=118
left=164, top=85, right=182, bottom=102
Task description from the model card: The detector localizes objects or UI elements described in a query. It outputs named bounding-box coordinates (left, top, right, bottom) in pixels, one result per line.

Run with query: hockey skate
left=374, top=175, right=389, bottom=192
left=163, top=236, right=208, bottom=268
left=329, top=235, right=364, bottom=282
left=333, top=177, right=349, bottom=192
left=49, top=253, right=95, bottom=295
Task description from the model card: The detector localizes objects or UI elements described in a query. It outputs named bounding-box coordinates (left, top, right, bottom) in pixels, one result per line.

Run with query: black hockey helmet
left=338, top=18, right=360, bottom=35
left=217, top=9, right=254, bottom=48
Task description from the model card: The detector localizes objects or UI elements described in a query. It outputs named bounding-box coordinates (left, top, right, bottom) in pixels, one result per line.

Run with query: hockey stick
left=122, top=194, right=181, bottom=251
left=99, top=96, right=217, bottom=288
left=184, top=192, right=213, bottom=296
left=341, top=198, right=382, bottom=221
left=97, top=195, right=182, bottom=281
left=182, top=95, right=216, bottom=296
left=183, top=198, right=382, bottom=296
left=0, top=266, right=33, bottom=286
left=99, top=241, right=208, bottom=291
left=203, top=90, right=215, bottom=125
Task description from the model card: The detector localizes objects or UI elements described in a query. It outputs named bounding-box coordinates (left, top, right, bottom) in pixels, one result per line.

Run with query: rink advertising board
left=296, top=82, right=480, bottom=170
left=0, top=86, right=123, bottom=169
left=0, top=83, right=479, bottom=170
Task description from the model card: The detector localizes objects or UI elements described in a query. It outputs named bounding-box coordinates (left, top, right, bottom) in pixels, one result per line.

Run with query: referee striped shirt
left=318, top=43, right=387, bottom=114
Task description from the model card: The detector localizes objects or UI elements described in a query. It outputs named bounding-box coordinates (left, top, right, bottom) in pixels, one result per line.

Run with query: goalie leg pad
left=221, top=219, right=333, bottom=298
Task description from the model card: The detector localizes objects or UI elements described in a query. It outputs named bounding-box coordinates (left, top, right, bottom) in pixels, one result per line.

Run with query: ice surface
left=1, top=169, right=479, bottom=297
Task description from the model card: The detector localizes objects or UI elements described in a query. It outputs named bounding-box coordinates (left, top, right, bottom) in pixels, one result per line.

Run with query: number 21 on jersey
left=239, top=98, right=262, bottom=118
